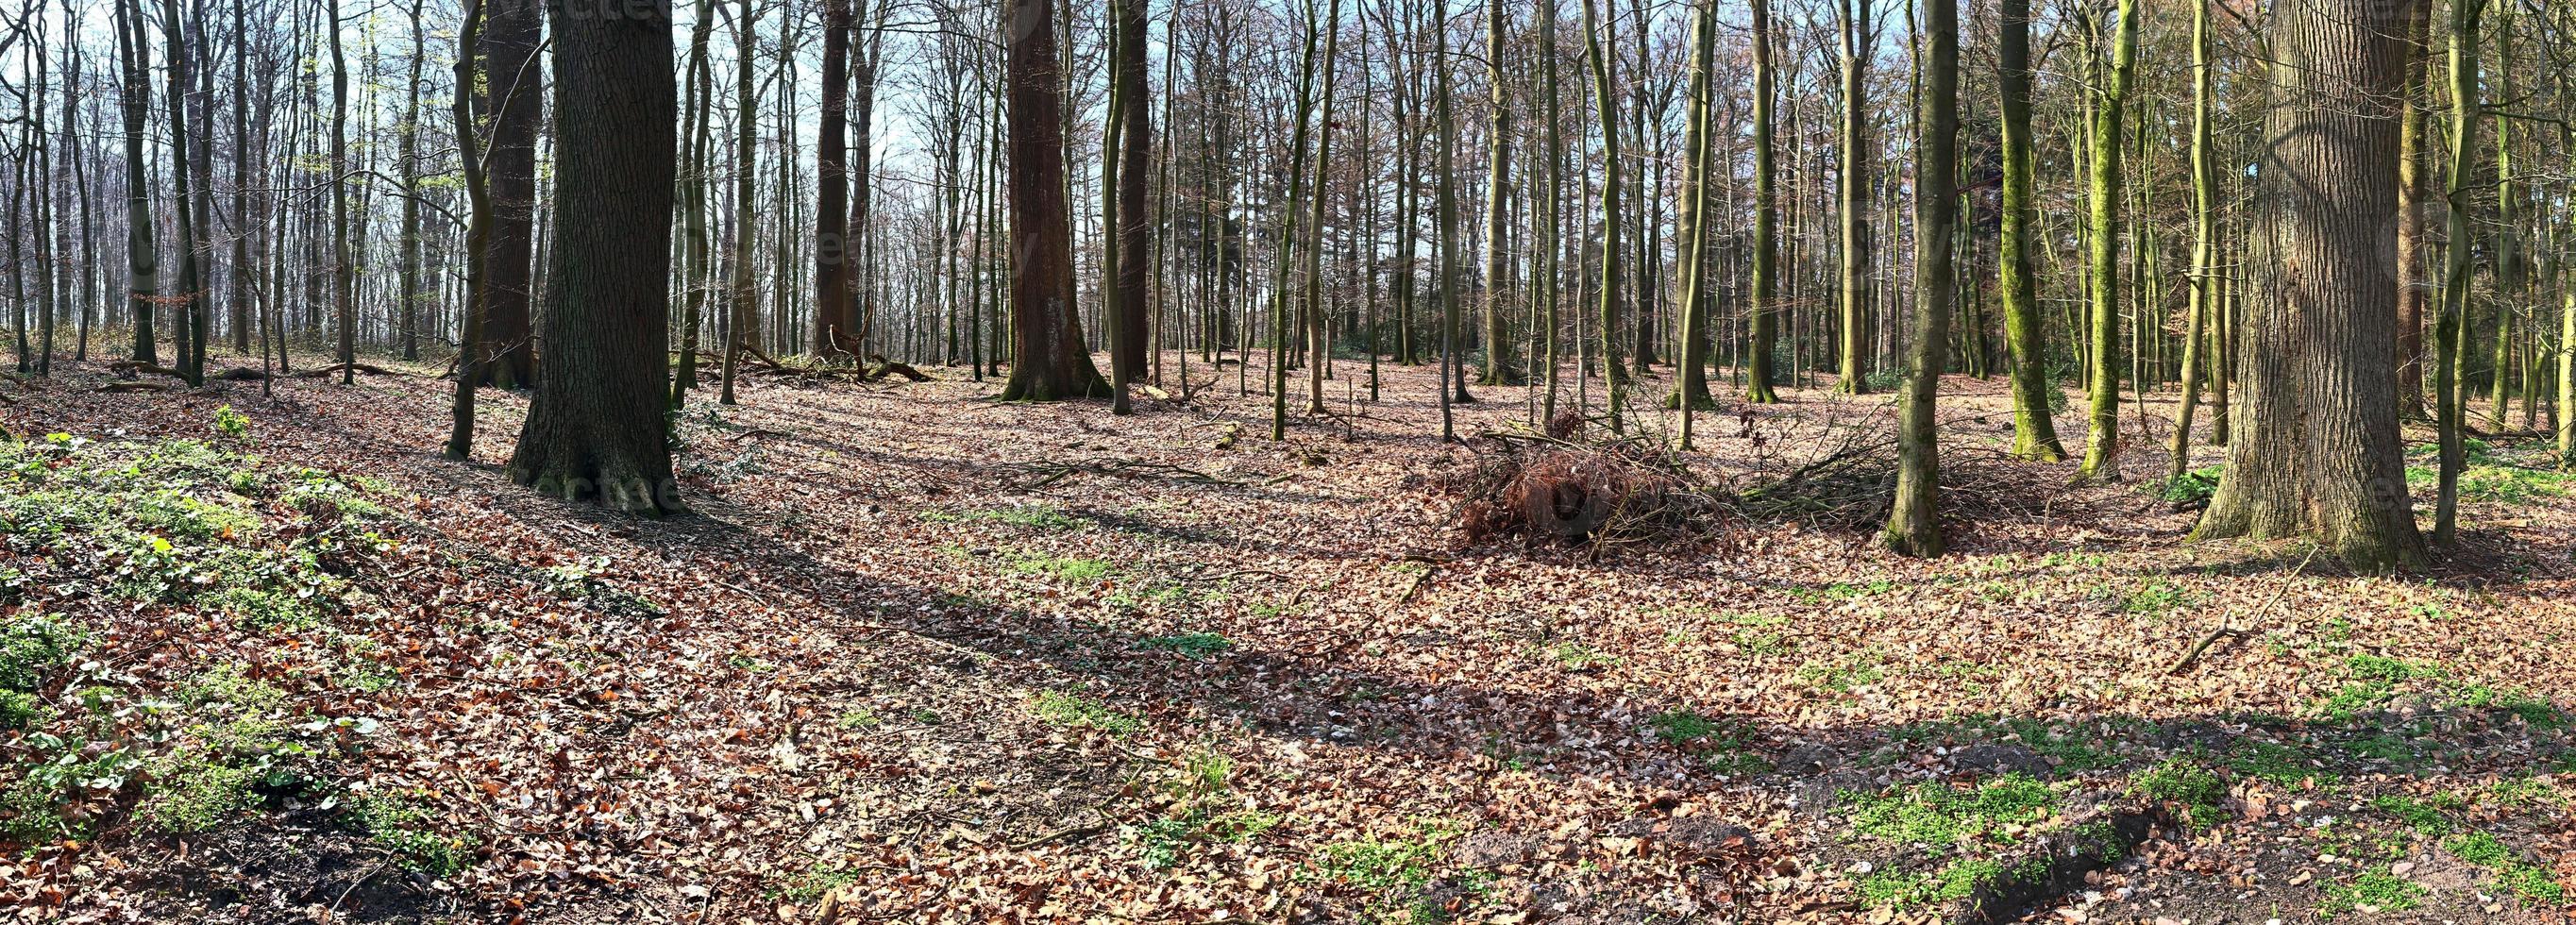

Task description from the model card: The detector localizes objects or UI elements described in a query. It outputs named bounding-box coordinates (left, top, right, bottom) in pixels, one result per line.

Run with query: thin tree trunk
left=1882, top=0, right=1955, bottom=557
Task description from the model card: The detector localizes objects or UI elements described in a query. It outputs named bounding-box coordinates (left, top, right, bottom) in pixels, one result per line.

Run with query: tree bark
left=1745, top=0, right=1780, bottom=404
left=997, top=0, right=1104, bottom=402
left=505, top=0, right=682, bottom=515
left=1882, top=0, right=1954, bottom=557
left=479, top=0, right=541, bottom=388
left=2077, top=0, right=2140, bottom=482
left=2193, top=0, right=2427, bottom=573
left=1997, top=0, right=2063, bottom=461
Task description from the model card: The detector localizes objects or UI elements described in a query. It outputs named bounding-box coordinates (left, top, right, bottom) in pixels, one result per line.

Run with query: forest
left=0, top=0, right=2572, bottom=920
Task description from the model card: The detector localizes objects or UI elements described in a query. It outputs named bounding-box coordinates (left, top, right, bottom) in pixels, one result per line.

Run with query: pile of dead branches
left=1448, top=432, right=1740, bottom=549
left=1446, top=422, right=2115, bottom=548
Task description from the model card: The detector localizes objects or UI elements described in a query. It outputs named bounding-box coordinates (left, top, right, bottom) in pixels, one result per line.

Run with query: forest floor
left=1, top=351, right=2572, bottom=925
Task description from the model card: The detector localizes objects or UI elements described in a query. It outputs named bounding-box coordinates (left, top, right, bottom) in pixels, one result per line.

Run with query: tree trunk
left=113, top=0, right=158, bottom=367
left=505, top=0, right=681, bottom=515
left=1834, top=0, right=1873, bottom=395
left=479, top=0, right=541, bottom=388
left=1477, top=0, right=1517, bottom=387
left=813, top=0, right=852, bottom=358
left=1580, top=0, right=1624, bottom=431
left=2193, top=0, right=2427, bottom=573
left=1882, top=0, right=1955, bottom=557
left=1745, top=0, right=1780, bottom=404
left=997, top=0, right=1104, bottom=402
left=2166, top=0, right=2216, bottom=483
left=2395, top=0, right=2431, bottom=413
left=1670, top=0, right=1715, bottom=428
left=2077, top=0, right=2140, bottom=482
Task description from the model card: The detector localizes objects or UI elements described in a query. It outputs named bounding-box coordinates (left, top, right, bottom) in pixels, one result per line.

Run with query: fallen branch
left=294, top=362, right=412, bottom=378
left=994, top=458, right=1238, bottom=490
left=2165, top=546, right=2318, bottom=676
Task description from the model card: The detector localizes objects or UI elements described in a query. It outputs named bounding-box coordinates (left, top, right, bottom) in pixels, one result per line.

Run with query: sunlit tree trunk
left=2077, top=0, right=2140, bottom=482
left=1882, top=0, right=1954, bottom=557
left=2194, top=0, right=2426, bottom=572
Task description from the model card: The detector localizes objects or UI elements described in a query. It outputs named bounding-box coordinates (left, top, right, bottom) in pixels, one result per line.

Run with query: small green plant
left=2129, top=760, right=2227, bottom=832
left=2319, top=872, right=2426, bottom=917
left=1844, top=774, right=2058, bottom=847
left=772, top=862, right=865, bottom=902
left=1858, top=859, right=2007, bottom=909
left=1308, top=822, right=1454, bottom=896
left=1796, top=650, right=1890, bottom=693
left=1, top=611, right=87, bottom=693
left=2444, top=832, right=2566, bottom=903
left=1032, top=690, right=1143, bottom=736
left=347, top=793, right=468, bottom=877
left=1007, top=553, right=1113, bottom=584
left=1648, top=710, right=1721, bottom=745
left=2152, top=465, right=2225, bottom=506
left=212, top=405, right=251, bottom=441
left=1546, top=641, right=1619, bottom=672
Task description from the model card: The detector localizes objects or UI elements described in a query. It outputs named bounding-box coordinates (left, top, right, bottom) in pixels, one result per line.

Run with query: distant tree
left=1745, top=0, right=1780, bottom=405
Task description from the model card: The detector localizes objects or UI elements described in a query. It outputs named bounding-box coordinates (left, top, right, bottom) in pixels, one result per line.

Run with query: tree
left=2077, top=0, right=2140, bottom=482
left=1476, top=0, right=1517, bottom=387
left=1103, top=0, right=1151, bottom=396
left=1268, top=0, right=1325, bottom=437
left=997, top=0, right=1105, bottom=402
left=2193, top=0, right=2426, bottom=572
left=479, top=0, right=541, bottom=388
left=1881, top=0, right=1955, bottom=557
left=2165, top=0, right=2216, bottom=482
left=505, top=0, right=682, bottom=514
left=1833, top=0, right=1874, bottom=395
left=2431, top=0, right=2483, bottom=545
left=1745, top=0, right=1780, bottom=405
left=1996, top=0, right=2064, bottom=461
left=160, top=0, right=210, bottom=386
left=1579, top=0, right=1624, bottom=431
left=445, top=0, right=497, bottom=462
left=814, top=0, right=854, bottom=358
left=1669, top=0, right=1715, bottom=431
left=111, top=0, right=157, bottom=367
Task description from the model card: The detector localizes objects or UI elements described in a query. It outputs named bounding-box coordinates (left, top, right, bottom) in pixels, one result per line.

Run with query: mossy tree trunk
left=1882, top=0, right=1955, bottom=558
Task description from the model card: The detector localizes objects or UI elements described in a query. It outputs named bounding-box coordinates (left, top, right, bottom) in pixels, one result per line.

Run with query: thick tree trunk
left=996, top=0, right=1103, bottom=402
left=1111, top=0, right=1152, bottom=387
left=2194, top=0, right=2427, bottom=573
left=505, top=0, right=681, bottom=515
left=479, top=0, right=541, bottom=388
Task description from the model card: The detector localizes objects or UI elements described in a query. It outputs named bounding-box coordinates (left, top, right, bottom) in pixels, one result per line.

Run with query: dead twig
left=2165, top=546, right=2318, bottom=676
